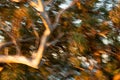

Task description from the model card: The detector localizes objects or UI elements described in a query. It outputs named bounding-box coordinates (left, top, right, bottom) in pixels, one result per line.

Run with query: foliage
left=0, top=0, right=120, bottom=80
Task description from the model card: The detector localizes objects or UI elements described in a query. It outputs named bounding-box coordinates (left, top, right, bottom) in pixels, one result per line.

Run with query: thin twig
left=46, top=32, right=64, bottom=46
left=31, top=25, right=40, bottom=47
left=53, top=0, right=77, bottom=30
left=0, top=37, right=36, bottom=51
left=44, top=0, right=54, bottom=6
left=0, top=28, right=21, bottom=55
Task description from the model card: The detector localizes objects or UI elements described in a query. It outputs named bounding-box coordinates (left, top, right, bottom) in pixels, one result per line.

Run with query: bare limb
left=0, top=55, right=38, bottom=68
left=30, top=7, right=52, bottom=67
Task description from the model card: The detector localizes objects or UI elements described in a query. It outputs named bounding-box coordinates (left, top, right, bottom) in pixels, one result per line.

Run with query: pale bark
left=0, top=0, right=78, bottom=68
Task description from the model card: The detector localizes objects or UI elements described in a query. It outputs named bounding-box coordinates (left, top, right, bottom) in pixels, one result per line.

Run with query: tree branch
left=0, top=0, right=78, bottom=68
left=0, top=37, right=35, bottom=51
left=53, top=0, right=77, bottom=30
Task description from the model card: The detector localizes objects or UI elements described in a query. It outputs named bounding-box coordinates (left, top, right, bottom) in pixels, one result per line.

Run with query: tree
left=0, top=0, right=120, bottom=80
left=0, top=0, right=78, bottom=68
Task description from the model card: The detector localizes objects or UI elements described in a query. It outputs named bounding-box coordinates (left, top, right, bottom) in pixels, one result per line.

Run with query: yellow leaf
left=113, top=73, right=120, bottom=80
left=0, top=67, right=3, bottom=72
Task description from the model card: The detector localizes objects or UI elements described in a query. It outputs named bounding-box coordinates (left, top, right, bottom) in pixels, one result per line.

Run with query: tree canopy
left=0, top=0, right=120, bottom=80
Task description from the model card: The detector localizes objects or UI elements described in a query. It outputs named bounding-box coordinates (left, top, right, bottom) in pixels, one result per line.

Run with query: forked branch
left=0, top=0, right=77, bottom=68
